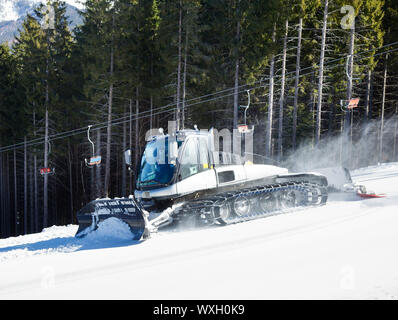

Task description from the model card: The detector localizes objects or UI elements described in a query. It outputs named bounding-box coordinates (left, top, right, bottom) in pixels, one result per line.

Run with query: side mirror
left=124, top=149, right=131, bottom=166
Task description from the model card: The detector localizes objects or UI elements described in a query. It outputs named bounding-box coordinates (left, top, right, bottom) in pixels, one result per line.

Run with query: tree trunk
left=150, top=95, right=153, bottom=130
left=43, top=28, right=50, bottom=228
left=68, top=140, right=74, bottom=223
left=393, top=107, right=398, bottom=161
left=328, top=87, right=335, bottom=136
left=29, top=153, right=34, bottom=233
left=393, top=109, right=397, bottom=161
left=52, top=171, right=57, bottom=225
left=315, top=0, right=328, bottom=146
left=277, top=19, right=289, bottom=162
left=33, top=111, right=38, bottom=232
left=312, top=84, right=317, bottom=149
left=233, top=16, right=241, bottom=129
left=345, top=23, right=355, bottom=131
left=43, top=109, right=49, bottom=228
left=344, top=20, right=355, bottom=164
left=105, top=90, right=113, bottom=197
left=1, top=153, right=6, bottom=237
left=105, top=12, right=115, bottom=197
left=129, top=99, right=133, bottom=195
left=369, top=71, right=374, bottom=121
left=34, top=152, right=38, bottom=232
left=265, top=23, right=276, bottom=160
left=90, top=153, right=95, bottom=199
left=182, top=27, right=188, bottom=130
left=176, top=0, right=183, bottom=131
left=96, top=129, right=102, bottom=198
left=0, top=153, right=6, bottom=237
left=150, top=56, right=154, bottom=130
left=308, top=71, right=315, bottom=147
left=292, top=17, right=302, bottom=151
left=135, top=88, right=139, bottom=176
left=0, top=153, right=3, bottom=237
left=379, top=55, right=388, bottom=163
left=364, top=69, right=372, bottom=122
left=13, top=150, right=18, bottom=235
left=5, top=153, right=10, bottom=237
left=122, top=105, right=127, bottom=197
left=80, top=160, right=86, bottom=203
left=24, top=137, right=27, bottom=235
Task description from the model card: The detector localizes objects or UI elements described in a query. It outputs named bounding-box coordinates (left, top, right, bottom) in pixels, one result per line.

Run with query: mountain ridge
left=0, top=0, right=82, bottom=45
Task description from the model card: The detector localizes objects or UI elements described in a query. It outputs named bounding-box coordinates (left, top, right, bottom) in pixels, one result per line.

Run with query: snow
left=0, top=0, right=85, bottom=23
left=0, top=163, right=398, bottom=299
left=63, top=0, right=85, bottom=10
left=0, top=0, right=19, bottom=21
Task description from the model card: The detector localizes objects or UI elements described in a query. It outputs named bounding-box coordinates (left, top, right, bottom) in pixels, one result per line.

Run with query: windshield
left=137, top=137, right=177, bottom=188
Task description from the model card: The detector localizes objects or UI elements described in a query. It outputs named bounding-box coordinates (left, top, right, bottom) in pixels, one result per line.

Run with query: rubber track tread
left=177, top=181, right=328, bottom=225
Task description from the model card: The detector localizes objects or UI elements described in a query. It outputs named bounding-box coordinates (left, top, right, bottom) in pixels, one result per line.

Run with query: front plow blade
left=75, top=198, right=146, bottom=240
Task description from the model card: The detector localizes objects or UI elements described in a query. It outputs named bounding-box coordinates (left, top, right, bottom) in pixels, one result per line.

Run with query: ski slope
left=0, top=163, right=398, bottom=299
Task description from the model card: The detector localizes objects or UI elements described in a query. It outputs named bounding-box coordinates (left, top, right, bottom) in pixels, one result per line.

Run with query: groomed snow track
left=1, top=163, right=398, bottom=299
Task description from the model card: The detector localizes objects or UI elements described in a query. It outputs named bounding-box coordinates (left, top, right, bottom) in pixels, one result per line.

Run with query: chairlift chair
left=238, top=90, right=254, bottom=134
left=340, top=98, right=360, bottom=113
left=85, top=125, right=102, bottom=167
left=40, top=167, right=55, bottom=176
left=40, top=140, right=55, bottom=176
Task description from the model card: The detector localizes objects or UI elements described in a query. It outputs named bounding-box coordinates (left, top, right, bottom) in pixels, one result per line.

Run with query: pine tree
left=13, top=0, right=74, bottom=228
left=76, top=0, right=120, bottom=197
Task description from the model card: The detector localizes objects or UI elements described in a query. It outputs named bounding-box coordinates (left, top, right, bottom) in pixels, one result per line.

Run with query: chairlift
left=40, top=140, right=55, bottom=176
left=40, top=167, right=55, bottom=176
left=238, top=124, right=250, bottom=133
left=340, top=98, right=360, bottom=113
left=85, top=125, right=102, bottom=167
left=238, top=90, right=254, bottom=134
left=345, top=54, right=360, bottom=82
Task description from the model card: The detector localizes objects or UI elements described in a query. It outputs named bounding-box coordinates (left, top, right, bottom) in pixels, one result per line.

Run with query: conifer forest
left=0, top=0, right=397, bottom=238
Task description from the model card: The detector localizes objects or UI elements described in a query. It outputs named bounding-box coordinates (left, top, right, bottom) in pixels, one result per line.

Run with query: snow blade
left=75, top=198, right=146, bottom=240
left=357, top=191, right=386, bottom=199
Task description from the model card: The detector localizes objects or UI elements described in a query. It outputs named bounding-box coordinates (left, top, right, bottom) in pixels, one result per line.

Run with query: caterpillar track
left=173, top=181, right=328, bottom=227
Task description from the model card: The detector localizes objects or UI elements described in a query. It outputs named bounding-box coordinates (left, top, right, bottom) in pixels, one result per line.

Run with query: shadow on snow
left=0, top=235, right=142, bottom=257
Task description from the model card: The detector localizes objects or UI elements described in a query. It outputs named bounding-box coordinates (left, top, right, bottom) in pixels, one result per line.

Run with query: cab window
left=198, top=138, right=210, bottom=172
left=179, top=138, right=200, bottom=180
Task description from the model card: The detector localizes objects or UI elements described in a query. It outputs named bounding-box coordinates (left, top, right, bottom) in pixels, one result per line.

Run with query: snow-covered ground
left=0, top=163, right=398, bottom=299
